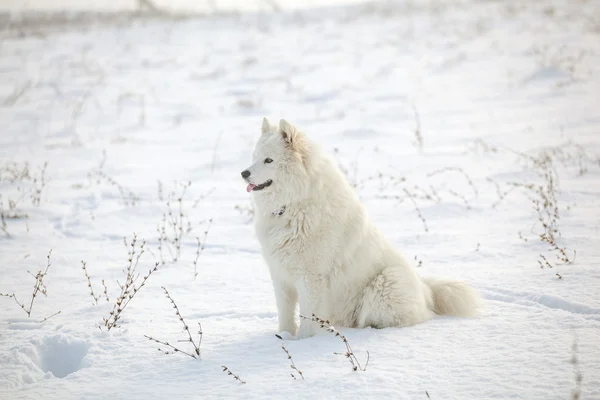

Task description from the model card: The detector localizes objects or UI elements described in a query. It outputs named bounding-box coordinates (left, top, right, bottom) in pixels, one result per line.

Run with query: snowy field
left=1, top=0, right=600, bottom=399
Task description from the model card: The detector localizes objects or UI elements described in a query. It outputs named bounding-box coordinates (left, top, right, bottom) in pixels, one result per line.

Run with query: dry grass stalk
left=377, top=185, right=433, bottom=233
left=465, top=138, right=499, bottom=155
left=234, top=203, right=255, bottom=222
left=157, top=180, right=164, bottom=201
left=0, top=161, right=47, bottom=235
left=479, top=142, right=595, bottom=267
left=144, top=335, right=198, bottom=359
left=403, top=188, right=428, bottom=233
left=2, top=80, right=32, bottom=106
left=487, top=177, right=517, bottom=209
left=0, top=249, right=52, bottom=317
left=30, top=162, right=48, bottom=207
left=192, top=187, right=215, bottom=209
left=412, top=104, right=423, bottom=152
left=193, top=219, right=212, bottom=279
left=95, top=171, right=139, bottom=206
left=427, top=167, right=478, bottom=197
left=103, top=234, right=159, bottom=330
left=102, top=279, right=110, bottom=302
left=40, top=310, right=62, bottom=322
left=378, top=183, right=439, bottom=204
left=300, top=313, right=369, bottom=372
left=88, top=151, right=139, bottom=206
left=144, top=287, right=202, bottom=359
left=81, top=260, right=100, bottom=305
left=157, top=181, right=192, bottom=263
left=447, top=188, right=471, bottom=209
left=414, top=255, right=423, bottom=267
left=537, top=254, right=553, bottom=269
left=333, top=148, right=393, bottom=192
left=413, top=184, right=441, bottom=203
left=571, top=333, right=582, bottom=400
left=222, top=365, right=246, bottom=384
left=275, top=334, right=305, bottom=380
left=507, top=153, right=575, bottom=267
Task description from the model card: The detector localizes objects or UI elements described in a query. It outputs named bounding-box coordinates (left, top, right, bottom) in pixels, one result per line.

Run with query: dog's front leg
left=272, top=279, right=298, bottom=336
left=296, top=282, right=319, bottom=339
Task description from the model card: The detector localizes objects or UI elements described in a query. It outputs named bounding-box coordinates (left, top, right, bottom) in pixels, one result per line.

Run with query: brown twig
left=161, top=286, right=202, bottom=357
left=193, top=219, right=212, bottom=279
left=300, top=314, right=369, bottom=372
left=81, top=260, right=100, bottom=305
left=412, top=104, right=423, bottom=152
left=403, top=188, right=428, bottom=233
left=157, top=181, right=192, bottom=263
left=222, top=365, right=246, bottom=384
left=427, top=167, right=478, bottom=197
left=101, top=279, right=110, bottom=302
left=40, top=310, right=62, bottom=322
left=103, top=235, right=158, bottom=330
left=6, top=249, right=53, bottom=318
left=144, top=335, right=199, bottom=359
left=571, top=332, right=582, bottom=400
left=275, top=334, right=305, bottom=379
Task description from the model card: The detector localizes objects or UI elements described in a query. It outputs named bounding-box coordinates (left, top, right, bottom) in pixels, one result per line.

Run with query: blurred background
left=0, top=0, right=370, bottom=12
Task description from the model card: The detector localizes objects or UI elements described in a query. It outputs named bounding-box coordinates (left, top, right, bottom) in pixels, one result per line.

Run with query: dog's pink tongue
left=246, top=183, right=256, bottom=192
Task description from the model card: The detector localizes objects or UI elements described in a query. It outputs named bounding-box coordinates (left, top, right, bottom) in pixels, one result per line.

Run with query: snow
left=1, top=0, right=600, bottom=398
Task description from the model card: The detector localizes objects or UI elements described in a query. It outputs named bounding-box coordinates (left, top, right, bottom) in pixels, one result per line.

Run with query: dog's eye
left=264, top=158, right=273, bottom=164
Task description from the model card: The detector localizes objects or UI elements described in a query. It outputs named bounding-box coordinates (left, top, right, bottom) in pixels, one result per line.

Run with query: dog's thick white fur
left=242, top=118, right=482, bottom=339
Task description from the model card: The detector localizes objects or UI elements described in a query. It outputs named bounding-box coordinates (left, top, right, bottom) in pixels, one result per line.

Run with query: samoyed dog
left=242, top=118, right=482, bottom=339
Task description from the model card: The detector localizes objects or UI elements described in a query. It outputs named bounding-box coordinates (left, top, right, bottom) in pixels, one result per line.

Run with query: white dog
left=242, top=118, right=482, bottom=339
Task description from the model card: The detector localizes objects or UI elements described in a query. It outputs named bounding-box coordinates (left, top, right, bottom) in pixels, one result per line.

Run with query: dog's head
left=241, top=118, right=310, bottom=202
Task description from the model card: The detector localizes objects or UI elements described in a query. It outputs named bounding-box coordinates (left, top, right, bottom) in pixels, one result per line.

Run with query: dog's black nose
left=241, top=170, right=251, bottom=179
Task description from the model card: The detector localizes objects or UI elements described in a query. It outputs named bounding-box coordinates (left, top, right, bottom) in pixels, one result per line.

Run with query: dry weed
left=103, top=234, right=159, bottom=330
left=0, top=249, right=53, bottom=318
left=300, top=313, right=369, bottom=372
left=275, top=334, right=305, bottom=380
left=144, top=286, right=202, bottom=359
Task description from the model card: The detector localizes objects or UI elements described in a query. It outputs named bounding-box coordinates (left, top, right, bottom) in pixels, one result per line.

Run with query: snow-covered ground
left=1, top=0, right=599, bottom=399
left=0, top=0, right=370, bottom=13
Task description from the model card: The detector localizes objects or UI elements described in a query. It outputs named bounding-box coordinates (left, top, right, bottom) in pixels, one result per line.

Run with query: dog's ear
left=261, top=117, right=272, bottom=135
left=279, top=119, right=297, bottom=144
left=279, top=119, right=308, bottom=162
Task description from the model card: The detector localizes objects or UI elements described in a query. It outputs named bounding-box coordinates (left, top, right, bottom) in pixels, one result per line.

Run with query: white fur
left=243, top=118, right=482, bottom=339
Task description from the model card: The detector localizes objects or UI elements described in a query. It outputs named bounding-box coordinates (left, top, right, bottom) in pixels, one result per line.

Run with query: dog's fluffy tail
left=422, top=277, right=482, bottom=317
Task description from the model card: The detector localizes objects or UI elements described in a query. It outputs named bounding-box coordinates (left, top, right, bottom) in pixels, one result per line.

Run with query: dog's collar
left=272, top=205, right=286, bottom=216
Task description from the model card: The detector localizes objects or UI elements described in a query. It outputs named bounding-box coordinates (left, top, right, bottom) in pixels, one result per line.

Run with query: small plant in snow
left=81, top=261, right=101, bottom=305
left=0, top=249, right=53, bottom=318
left=221, top=365, right=246, bottom=384
left=193, top=219, right=212, bottom=280
left=157, top=180, right=193, bottom=263
left=87, top=151, right=139, bottom=207
left=571, top=333, right=582, bottom=400
left=0, top=161, right=48, bottom=236
left=80, top=260, right=110, bottom=305
left=300, top=313, right=369, bottom=372
left=234, top=202, right=255, bottom=222
left=412, top=104, right=423, bottom=152
left=144, top=286, right=202, bottom=359
left=275, top=334, right=304, bottom=380
left=427, top=167, right=478, bottom=198
left=465, top=139, right=598, bottom=269
left=103, top=234, right=159, bottom=330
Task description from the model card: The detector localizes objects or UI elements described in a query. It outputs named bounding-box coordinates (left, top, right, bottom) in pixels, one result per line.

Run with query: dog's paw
left=276, top=330, right=295, bottom=340
left=295, top=322, right=315, bottom=340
